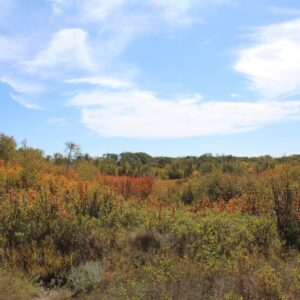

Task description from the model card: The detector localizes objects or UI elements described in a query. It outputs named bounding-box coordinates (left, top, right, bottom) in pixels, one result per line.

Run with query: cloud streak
left=68, top=88, right=300, bottom=138
left=10, top=94, right=44, bottom=110
left=49, top=0, right=216, bottom=26
left=1, top=77, right=43, bottom=95
left=65, top=76, right=134, bottom=89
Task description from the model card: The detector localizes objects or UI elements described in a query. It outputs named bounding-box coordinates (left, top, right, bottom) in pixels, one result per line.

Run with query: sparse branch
left=65, top=142, right=81, bottom=172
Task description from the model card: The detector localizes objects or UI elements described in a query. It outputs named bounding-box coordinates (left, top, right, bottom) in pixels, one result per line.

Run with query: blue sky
left=1, top=0, right=300, bottom=157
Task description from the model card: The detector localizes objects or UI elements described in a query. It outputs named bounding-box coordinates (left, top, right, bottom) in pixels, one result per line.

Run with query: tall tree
left=65, top=142, right=81, bottom=172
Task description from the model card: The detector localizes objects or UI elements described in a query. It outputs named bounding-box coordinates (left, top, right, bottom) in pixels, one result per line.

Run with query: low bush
left=68, top=260, right=103, bottom=293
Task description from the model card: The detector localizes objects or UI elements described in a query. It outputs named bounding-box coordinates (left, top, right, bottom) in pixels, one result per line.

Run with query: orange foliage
left=101, top=175, right=154, bottom=200
left=190, top=197, right=213, bottom=213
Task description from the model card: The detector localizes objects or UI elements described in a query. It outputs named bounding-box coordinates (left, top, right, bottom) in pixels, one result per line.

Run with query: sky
left=1, top=0, right=300, bottom=157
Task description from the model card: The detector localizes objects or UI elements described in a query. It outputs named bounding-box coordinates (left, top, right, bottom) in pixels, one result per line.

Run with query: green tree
left=0, top=134, right=17, bottom=161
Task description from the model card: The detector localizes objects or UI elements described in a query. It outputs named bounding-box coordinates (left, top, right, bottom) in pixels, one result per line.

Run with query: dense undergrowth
left=0, top=134, right=299, bottom=299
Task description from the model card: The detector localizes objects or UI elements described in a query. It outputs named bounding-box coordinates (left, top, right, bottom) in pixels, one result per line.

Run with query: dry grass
left=0, top=271, right=39, bottom=300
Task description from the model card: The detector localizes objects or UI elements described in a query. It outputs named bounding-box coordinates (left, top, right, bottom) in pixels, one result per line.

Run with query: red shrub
left=101, top=176, right=154, bottom=200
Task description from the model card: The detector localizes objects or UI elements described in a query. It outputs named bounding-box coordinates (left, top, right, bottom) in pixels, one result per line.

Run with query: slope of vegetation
left=0, top=133, right=299, bottom=299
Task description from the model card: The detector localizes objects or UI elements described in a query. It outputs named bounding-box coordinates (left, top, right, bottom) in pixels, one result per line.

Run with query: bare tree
left=65, top=142, right=81, bottom=172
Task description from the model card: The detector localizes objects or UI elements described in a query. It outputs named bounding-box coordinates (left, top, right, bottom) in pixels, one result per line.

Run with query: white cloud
left=229, top=92, right=244, bottom=99
left=19, top=1, right=230, bottom=81
left=65, top=76, right=134, bottom=89
left=24, top=28, right=94, bottom=72
left=1, top=77, right=43, bottom=95
left=68, top=89, right=300, bottom=138
left=50, top=0, right=125, bottom=20
left=144, top=0, right=199, bottom=26
left=147, top=0, right=231, bottom=26
left=80, top=0, right=125, bottom=22
left=235, top=19, right=300, bottom=98
left=145, top=0, right=229, bottom=26
left=45, top=0, right=231, bottom=78
left=50, top=0, right=227, bottom=28
left=10, top=94, right=44, bottom=110
left=50, top=0, right=70, bottom=15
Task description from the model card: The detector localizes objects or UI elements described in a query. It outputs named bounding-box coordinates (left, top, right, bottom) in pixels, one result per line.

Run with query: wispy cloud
left=79, top=0, right=126, bottom=22
left=229, top=93, right=244, bottom=99
left=49, top=0, right=214, bottom=26
left=10, top=94, right=44, bottom=110
left=68, top=88, right=300, bottom=138
left=235, top=19, right=300, bottom=98
left=23, top=28, right=95, bottom=73
left=47, top=1, right=207, bottom=70
left=2, top=1, right=230, bottom=85
left=65, top=76, right=134, bottom=89
left=1, top=77, right=43, bottom=95
left=7, top=1, right=229, bottom=109
left=49, top=0, right=70, bottom=15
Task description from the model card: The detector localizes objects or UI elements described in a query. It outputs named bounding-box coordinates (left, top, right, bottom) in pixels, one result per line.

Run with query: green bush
left=168, top=211, right=280, bottom=260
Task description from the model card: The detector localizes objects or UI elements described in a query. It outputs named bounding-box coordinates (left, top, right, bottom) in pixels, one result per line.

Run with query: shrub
left=129, top=230, right=161, bottom=253
left=68, top=260, right=103, bottom=292
left=207, top=173, right=242, bottom=201
left=271, top=171, right=300, bottom=249
left=169, top=211, right=281, bottom=260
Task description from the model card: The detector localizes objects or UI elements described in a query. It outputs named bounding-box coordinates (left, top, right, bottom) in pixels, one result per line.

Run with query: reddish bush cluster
left=101, top=175, right=154, bottom=200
